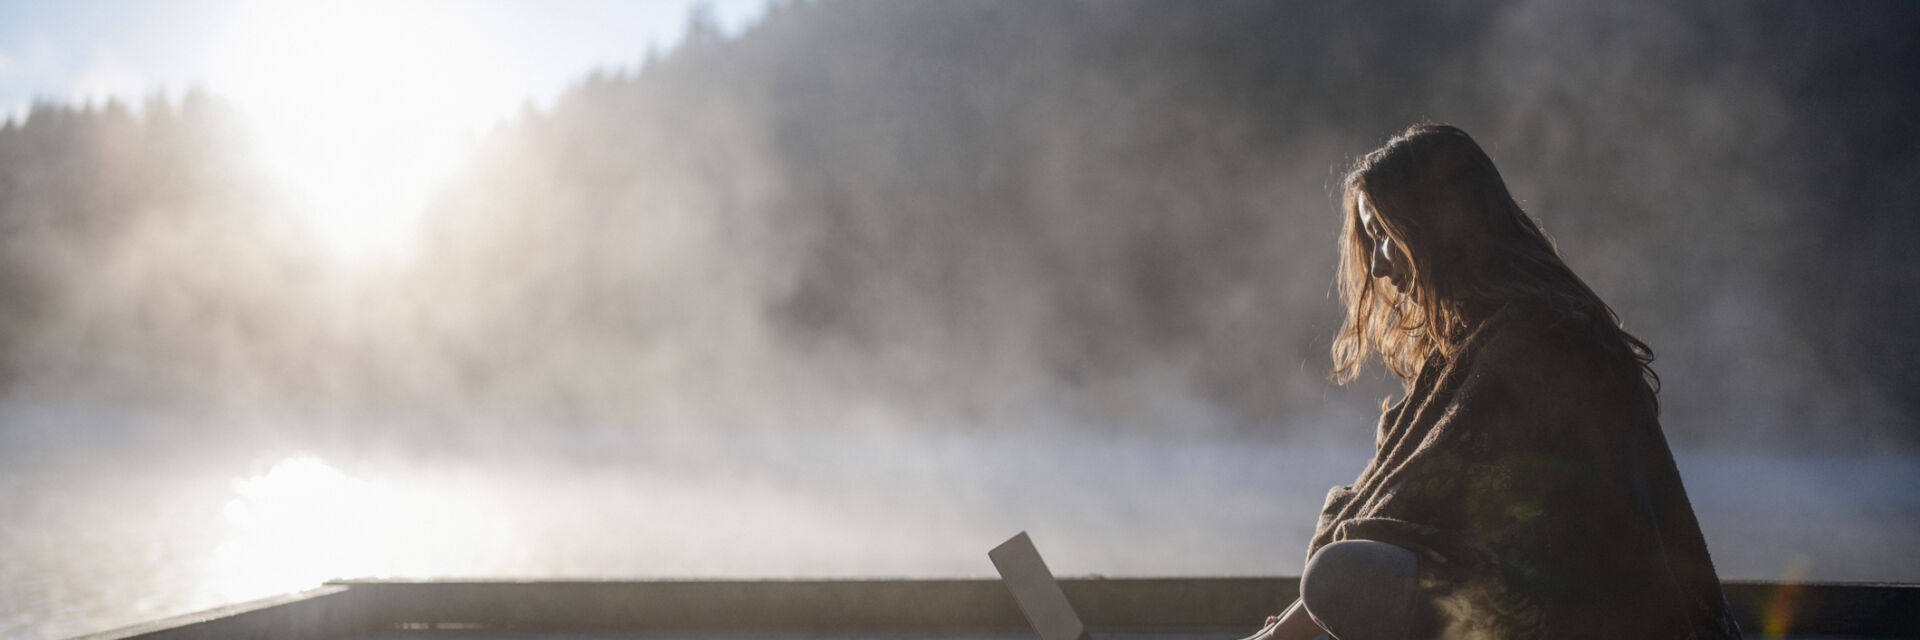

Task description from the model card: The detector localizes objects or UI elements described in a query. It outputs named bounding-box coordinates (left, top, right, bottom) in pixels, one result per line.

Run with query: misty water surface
left=4, top=405, right=1916, bottom=639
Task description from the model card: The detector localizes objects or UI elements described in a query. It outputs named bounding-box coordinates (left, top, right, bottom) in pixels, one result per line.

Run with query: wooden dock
left=74, top=578, right=1920, bottom=639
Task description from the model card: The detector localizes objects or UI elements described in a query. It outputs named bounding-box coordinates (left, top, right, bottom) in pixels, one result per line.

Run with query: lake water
left=3, top=408, right=1916, bottom=639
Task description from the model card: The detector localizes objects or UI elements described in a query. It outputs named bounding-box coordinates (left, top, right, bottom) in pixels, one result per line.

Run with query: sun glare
left=208, top=1, right=523, bottom=267
left=212, top=456, right=387, bottom=599
left=209, top=455, right=505, bottom=601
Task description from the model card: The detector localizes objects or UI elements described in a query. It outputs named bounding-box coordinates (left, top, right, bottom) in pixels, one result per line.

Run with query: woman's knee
left=1300, top=540, right=1418, bottom=640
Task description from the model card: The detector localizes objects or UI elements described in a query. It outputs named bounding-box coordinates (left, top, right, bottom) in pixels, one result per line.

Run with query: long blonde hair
left=1330, top=124, right=1658, bottom=403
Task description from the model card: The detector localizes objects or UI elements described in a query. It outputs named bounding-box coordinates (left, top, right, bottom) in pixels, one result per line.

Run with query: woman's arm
left=1240, top=598, right=1325, bottom=640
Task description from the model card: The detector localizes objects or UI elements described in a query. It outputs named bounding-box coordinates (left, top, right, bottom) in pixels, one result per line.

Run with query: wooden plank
left=74, top=578, right=1920, bottom=638
left=1063, top=577, right=1294, bottom=629
left=71, top=585, right=378, bottom=640
left=336, top=578, right=1918, bottom=636
left=337, top=579, right=1029, bottom=631
left=330, top=577, right=1293, bottom=632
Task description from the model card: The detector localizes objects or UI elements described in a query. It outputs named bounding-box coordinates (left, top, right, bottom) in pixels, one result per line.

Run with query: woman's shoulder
left=1455, top=298, right=1631, bottom=392
left=1430, top=300, right=1656, bottom=465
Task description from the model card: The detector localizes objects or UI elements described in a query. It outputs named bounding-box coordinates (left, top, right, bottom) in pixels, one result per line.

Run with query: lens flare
left=1760, top=555, right=1810, bottom=639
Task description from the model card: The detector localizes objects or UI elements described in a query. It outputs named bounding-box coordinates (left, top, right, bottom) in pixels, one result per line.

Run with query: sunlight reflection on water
left=215, top=456, right=402, bottom=600
left=208, top=454, right=534, bottom=603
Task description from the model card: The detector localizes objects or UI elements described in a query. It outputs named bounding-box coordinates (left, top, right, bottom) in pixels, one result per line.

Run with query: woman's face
left=1357, top=193, right=1410, bottom=294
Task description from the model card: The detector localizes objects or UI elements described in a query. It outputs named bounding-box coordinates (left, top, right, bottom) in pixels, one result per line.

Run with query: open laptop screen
left=990, top=532, right=1092, bottom=640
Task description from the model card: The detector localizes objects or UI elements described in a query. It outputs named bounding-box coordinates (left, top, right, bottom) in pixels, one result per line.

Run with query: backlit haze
left=0, top=0, right=767, bottom=264
left=2, top=2, right=1917, bottom=639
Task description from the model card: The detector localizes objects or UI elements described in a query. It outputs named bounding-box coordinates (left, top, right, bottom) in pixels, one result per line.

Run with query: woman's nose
left=1370, top=240, right=1394, bottom=280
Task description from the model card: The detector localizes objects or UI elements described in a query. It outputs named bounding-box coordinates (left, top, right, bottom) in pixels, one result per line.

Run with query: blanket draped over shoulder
left=1309, top=302, right=1742, bottom=639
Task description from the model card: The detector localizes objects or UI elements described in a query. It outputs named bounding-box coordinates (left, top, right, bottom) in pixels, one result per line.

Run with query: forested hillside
left=2, top=0, right=1915, bottom=447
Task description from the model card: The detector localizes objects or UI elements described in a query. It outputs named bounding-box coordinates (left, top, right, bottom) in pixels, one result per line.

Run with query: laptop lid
left=990, top=531, right=1092, bottom=640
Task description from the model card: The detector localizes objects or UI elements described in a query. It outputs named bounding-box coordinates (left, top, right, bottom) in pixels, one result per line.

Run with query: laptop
left=990, top=531, right=1093, bottom=640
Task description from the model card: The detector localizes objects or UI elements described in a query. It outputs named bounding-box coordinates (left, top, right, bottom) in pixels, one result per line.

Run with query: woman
left=1253, top=124, right=1742, bottom=640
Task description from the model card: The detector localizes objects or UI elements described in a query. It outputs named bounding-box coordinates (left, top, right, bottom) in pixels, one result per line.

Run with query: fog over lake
left=5, top=409, right=1917, bottom=639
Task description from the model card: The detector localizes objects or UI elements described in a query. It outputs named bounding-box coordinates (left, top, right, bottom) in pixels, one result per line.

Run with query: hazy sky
left=0, top=0, right=771, bottom=124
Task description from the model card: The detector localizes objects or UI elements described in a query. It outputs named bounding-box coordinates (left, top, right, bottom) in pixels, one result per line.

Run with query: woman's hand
left=1241, top=598, right=1326, bottom=640
left=1236, top=618, right=1280, bottom=640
